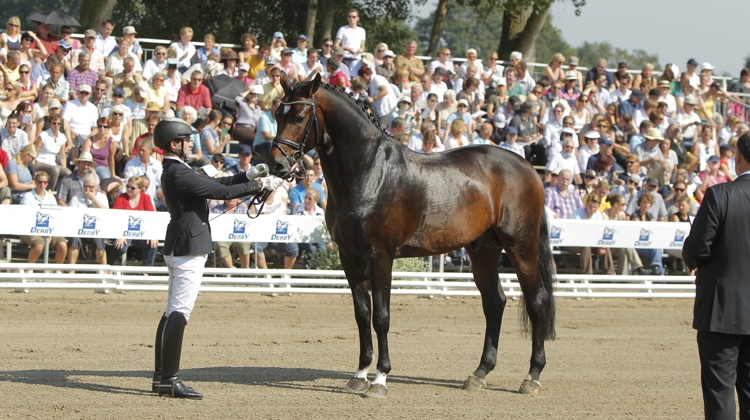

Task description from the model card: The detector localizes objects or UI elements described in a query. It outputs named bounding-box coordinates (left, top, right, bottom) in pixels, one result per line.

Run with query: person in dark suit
left=151, top=118, right=283, bottom=399
left=683, top=131, right=750, bottom=419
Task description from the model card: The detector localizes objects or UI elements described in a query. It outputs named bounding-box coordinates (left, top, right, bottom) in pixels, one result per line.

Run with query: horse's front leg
left=340, top=250, right=374, bottom=393
left=363, top=252, right=394, bottom=398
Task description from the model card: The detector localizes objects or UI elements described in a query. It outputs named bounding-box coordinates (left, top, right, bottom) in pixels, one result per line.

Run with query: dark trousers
left=697, top=330, right=750, bottom=420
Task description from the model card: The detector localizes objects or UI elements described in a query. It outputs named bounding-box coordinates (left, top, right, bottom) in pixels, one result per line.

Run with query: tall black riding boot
left=158, top=311, right=203, bottom=399
left=152, top=314, right=168, bottom=392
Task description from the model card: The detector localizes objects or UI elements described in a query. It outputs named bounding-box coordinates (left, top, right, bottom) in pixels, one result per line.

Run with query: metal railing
left=0, top=263, right=696, bottom=298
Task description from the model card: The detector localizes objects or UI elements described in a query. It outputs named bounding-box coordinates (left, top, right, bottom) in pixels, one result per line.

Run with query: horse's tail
left=519, top=210, right=557, bottom=341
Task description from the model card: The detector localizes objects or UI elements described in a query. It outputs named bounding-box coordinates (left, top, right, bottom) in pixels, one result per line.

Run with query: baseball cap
left=701, top=62, right=714, bottom=71
left=630, top=90, right=645, bottom=100
left=332, top=46, right=345, bottom=56
left=508, top=96, right=521, bottom=112
left=248, top=85, right=264, bottom=95
left=58, top=39, right=72, bottom=50
left=646, top=177, right=660, bottom=186
left=457, top=99, right=469, bottom=107
left=123, top=26, right=137, bottom=35
left=598, top=137, right=613, bottom=146
left=49, top=98, right=62, bottom=109
left=112, top=87, right=125, bottom=97
left=569, top=56, right=579, bottom=66
left=550, top=168, right=561, bottom=176
left=506, top=126, right=519, bottom=135
left=496, top=77, right=506, bottom=86
left=238, top=144, right=252, bottom=155
left=707, top=155, right=720, bottom=163
left=238, top=62, right=250, bottom=71
left=78, top=84, right=92, bottom=93
left=167, top=58, right=178, bottom=66
left=434, top=67, right=447, bottom=76
left=84, top=29, right=96, bottom=38
left=111, top=104, right=124, bottom=114
left=146, top=102, right=161, bottom=112
left=361, top=52, right=375, bottom=67
left=265, top=56, right=277, bottom=65
left=629, top=174, right=642, bottom=184
left=383, top=50, right=395, bottom=58
left=684, top=95, right=698, bottom=106
left=687, top=58, right=699, bottom=66
left=509, top=51, right=522, bottom=60
left=584, top=131, right=600, bottom=139
left=272, top=31, right=284, bottom=40
left=565, top=71, right=577, bottom=80
left=618, top=61, right=627, bottom=68
left=398, top=96, right=412, bottom=105
left=585, top=169, right=597, bottom=178
left=298, top=34, right=308, bottom=41
left=648, top=88, right=660, bottom=97
left=281, top=48, right=292, bottom=55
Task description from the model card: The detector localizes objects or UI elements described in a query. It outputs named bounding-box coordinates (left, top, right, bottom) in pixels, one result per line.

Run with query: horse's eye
left=295, top=115, right=305, bottom=124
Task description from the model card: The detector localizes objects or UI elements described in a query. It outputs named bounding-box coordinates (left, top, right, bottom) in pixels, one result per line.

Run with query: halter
left=271, top=94, right=319, bottom=182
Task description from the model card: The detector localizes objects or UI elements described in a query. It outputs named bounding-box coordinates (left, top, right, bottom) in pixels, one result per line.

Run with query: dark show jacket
left=683, top=174, right=750, bottom=334
left=160, top=157, right=263, bottom=256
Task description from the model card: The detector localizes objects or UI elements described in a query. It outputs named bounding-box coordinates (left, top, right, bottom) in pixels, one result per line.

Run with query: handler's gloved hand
left=246, top=164, right=269, bottom=180
left=259, top=175, right=284, bottom=191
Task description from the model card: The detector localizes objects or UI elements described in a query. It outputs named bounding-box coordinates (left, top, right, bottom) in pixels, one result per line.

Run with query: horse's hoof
left=462, top=374, right=486, bottom=391
left=344, top=377, right=370, bottom=392
left=362, top=384, right=388, bottom=398
left=518, top=379, right=541, bottom=395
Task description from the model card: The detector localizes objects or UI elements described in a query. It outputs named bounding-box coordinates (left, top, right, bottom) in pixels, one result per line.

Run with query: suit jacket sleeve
left=175, top=167, right=261, bottom=200
left=682, top=186, right=725, bottom=270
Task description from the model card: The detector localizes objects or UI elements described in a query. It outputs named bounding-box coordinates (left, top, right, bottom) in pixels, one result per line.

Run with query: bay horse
left=269, top=73, right=556, bottom=398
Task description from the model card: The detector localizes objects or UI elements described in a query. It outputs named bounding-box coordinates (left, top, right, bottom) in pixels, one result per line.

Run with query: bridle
left=272, top=93, right=319, bottom=182
left=244, top=92, right=319, bottom=219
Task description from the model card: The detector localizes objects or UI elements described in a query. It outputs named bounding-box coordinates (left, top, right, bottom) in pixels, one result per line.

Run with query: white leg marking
left=354, top=368, right=369, bottom=380
left=372, top=371, right=388, bottom=388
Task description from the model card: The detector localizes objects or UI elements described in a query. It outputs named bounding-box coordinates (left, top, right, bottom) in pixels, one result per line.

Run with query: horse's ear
left=280, top=72, right=291, bottom=96
left=302, top=73, right=321, bottom=98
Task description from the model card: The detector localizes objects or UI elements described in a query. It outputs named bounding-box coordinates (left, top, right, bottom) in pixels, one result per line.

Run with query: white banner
left=0, top=205, right=690, bottom=249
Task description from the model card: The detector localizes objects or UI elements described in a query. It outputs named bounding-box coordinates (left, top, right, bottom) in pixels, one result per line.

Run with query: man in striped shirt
left=544, top=169, right=583, bottom=219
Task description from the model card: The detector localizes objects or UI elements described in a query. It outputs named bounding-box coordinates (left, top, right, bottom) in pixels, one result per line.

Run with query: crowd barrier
left=0, top=263, right=696, bottom=299
left=0, top=205, right=690, bottom=249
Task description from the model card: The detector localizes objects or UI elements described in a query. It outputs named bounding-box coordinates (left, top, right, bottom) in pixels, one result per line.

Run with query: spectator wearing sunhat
left=499, top=126, right=524, bottom=158
left=685, top=58, right=700, bottom=88
left=375, top=50, right=396, bottom=81
left=330, top=46, right=351, bottom=80
left=291, top=34, right=309, bottom=65
left=253, top=56, right=277, bottom=86
left=233, top=84, right=264, bottom=146
left=578, top=130, right=600, bottom=174
left=634, top=127, right=666, bottom=183
left=236, top=62, right=252, bottom=85
left=566, top=56, right=583, bottom=88
left=657, top=79, right=677, bottom=117
left=220, top=49, right=240, bottom=78
left=559, top=70, right=581, bottom=106
left=72, top=29, right=106, bottom=76
left=270, top=32, right=286, bottom=60
left=277, top=48, right=299, bottom=81
left=586, top=136, right=619, bottom=175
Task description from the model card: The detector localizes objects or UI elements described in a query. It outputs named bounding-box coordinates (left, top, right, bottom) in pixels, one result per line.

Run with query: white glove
left=246, top=164, right=269, bottom=180
left=259, top=175, right=283, bottom=191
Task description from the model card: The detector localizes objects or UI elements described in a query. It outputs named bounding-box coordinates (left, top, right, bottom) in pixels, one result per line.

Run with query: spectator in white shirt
left=610, top=74, right=632, bottom=104
left=19, top=171, right=69, bottom=264
left=657, top=80, right=677, bottom=118
left=334, top=9, right=366, bottom=70
left=546, top=136, right=581, bottom=185
left=499, top=126, right=525, bottom=157
left=122, top=138, right=162, bottom=204
left=0, top=114, right=29, bottom=157
left=62, top=84, right=99, bottom=143
left=34, top=114, right=71, bottom=190
left=94, top=20, right=117, bottom=60
left=143, top=45, right=168, bottom=82
left=170, top=27, right=196, bottom=72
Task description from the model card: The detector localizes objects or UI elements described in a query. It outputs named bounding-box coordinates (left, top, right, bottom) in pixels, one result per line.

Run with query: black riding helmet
left=153, top=118, right=193, bottom=149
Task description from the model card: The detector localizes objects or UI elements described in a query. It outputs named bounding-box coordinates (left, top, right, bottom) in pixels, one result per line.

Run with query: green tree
left=414, top=3, right=504, bottom=59
left=0, top=0, right=82, bottom=30
left=534, top=17, right=576, bottom=64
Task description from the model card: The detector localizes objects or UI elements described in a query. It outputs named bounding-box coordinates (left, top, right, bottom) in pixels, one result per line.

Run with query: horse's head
left=268, top=72, right=322, bottom=179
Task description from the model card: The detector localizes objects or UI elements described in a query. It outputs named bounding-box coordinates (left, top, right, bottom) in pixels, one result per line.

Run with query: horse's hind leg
left=463, top=246, right=505, bottom=391
left=504, top=241, right=551, bottom=395
left=340, top=251, right=374, bottom=393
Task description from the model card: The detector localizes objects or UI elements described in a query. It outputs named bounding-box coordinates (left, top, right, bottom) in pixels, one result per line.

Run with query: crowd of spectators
left=0, top=11, right=748, bottom=272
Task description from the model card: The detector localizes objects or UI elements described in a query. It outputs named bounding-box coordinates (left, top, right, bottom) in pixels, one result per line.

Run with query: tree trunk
left=515, top=5, right=550, bottom=63
left=216, top=0, right=237, bottom=45
left=306, top=0, right=319, bottom=42
left=497, top=2, right=533, bottom=62
left=79, top=0, right=117, bottom=30
left=317, top=0, right=336, bottom=45
left=426, top=0, right=450, bottom=57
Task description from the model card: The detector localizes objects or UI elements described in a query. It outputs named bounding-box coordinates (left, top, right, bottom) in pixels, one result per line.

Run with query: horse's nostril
left=273, top=162, right=286, bottom=177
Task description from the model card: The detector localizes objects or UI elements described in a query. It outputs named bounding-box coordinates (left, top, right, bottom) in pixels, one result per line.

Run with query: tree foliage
left=0, top=0, right=82, bottom=29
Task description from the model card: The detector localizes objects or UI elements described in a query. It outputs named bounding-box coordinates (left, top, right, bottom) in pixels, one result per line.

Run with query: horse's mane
left=288, top=80, right=395, bottom=140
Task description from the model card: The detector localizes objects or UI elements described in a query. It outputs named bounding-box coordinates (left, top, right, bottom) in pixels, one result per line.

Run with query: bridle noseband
left=272, top=93, right=319, bottom=182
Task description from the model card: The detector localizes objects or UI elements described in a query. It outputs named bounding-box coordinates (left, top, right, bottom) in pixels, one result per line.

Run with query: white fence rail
left=0, top=263, right=696, bottom=299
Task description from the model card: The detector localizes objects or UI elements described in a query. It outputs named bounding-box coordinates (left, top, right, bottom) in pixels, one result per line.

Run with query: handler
left=683, top=131, right=750, bottom=419
left=151, top=118, right=282, bottom=399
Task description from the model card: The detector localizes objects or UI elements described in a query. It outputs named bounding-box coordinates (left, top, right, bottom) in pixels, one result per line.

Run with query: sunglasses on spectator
left=4, top=87, right=14, bottom=92
left=36, top=179, right=48, bottom=184
left=221, top=120, right=232, bottom=125
left=98, top=124, right=109, bottom=128
left=8, top=23, right=18, bottom=27
left=674, top=188, right=686, bottom=192
left=598, top=124, right=607, bottom=128
left=377, top=49, right=385, bottom=53
left=112, top=112, right=123, bottom=116
left=50, top=122, right=61, bottom=126
left=191, top=78, right=203, bottom=82
left=155, top=52, right=166, bottom=56
left=19, top=71, right=29, bottom=74
left=585, top=175, right=596, bottom=179
left=323, top=44, right=333, bottom=48
left=213, top=159, right=224, bottom=164
left=126, top=185, right=139, bottom=191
